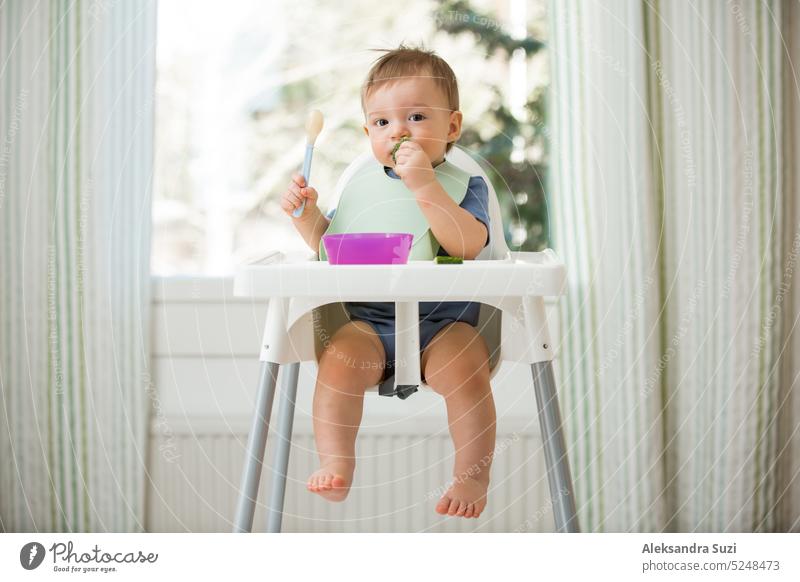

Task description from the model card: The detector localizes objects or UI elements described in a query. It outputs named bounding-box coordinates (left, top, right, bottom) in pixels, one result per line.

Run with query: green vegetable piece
left=434, top=256, right=463, bottom=264
left=391, top=136, right=411, bottom=163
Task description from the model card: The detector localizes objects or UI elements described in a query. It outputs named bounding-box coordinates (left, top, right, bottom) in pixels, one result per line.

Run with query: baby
left=280, top=45, right=496, bottom=519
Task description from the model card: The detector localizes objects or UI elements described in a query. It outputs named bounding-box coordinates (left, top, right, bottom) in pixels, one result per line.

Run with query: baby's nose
left=392, top=126, right=410, bottom=140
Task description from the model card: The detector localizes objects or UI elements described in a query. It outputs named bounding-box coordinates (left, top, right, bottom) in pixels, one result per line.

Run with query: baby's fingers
left=281, top=185, right=303, bottom=212
left=397, top=140, right=420, bottom=153
left=300, top=186, right=318, bottom=205
left=280, top=192, right=299, bottom=214
left=287, top=181, right=302, bottom=198
left=394, top=153, right=411, bottom=167
left=291, top=173, right=306, bottom=188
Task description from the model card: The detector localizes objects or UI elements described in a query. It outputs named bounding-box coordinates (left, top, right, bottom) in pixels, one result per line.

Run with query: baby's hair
left=361, top=43, right=460, bottom=152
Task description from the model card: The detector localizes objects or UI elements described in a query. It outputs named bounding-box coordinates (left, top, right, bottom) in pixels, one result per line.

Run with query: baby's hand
left=393, top=140, right=435, bottom=191
left=281, top=173, right=319, bottom=218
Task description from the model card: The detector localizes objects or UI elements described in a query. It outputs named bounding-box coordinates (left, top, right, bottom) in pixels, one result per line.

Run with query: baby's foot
left=306, top=460, right=354, bottom=502
left=435, top=476, right=489, bottom=518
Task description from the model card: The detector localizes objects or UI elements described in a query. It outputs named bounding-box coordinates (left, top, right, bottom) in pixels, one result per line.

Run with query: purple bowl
left=322, top=233, right=413, bottom=264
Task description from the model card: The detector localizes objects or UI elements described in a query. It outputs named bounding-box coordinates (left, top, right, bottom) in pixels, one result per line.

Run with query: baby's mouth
left=390, top=136, right=411, bottom=164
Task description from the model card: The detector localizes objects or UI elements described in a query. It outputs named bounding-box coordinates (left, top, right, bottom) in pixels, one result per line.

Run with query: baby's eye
left=409, top=113, right=426, bottom=122
left=374, top=119, right=388, bottom=127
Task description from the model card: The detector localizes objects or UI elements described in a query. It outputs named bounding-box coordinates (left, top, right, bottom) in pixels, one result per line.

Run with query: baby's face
left=362, top=75, right=462, bottom=168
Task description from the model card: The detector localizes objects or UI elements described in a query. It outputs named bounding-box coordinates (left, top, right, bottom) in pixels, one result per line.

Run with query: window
left=153, top=0, right=548, bottom=275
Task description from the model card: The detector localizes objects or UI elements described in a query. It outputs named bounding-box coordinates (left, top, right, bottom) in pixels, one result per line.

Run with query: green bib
left=319, top=158, right=472, bottom=261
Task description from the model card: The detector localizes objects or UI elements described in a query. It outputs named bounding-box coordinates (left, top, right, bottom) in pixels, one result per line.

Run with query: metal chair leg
left=531, top=361, right=580, bottom=532
left=233, top=361, right=280, bottom=532
left=267, top=361, right=300, bottom=532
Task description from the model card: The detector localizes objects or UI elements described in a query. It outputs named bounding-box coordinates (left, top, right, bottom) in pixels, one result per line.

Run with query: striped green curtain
left=0, top=1, right=156, bottom=531
left=549, top=0, right=799, bottom=532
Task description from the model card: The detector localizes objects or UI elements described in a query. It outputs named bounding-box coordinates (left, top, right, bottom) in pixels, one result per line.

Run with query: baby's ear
left=448, top=110, right=463, bottom=141
left=362, top=124, right=370, bottom=137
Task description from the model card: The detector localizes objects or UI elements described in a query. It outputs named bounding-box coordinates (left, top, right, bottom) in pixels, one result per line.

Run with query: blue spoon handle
left=292, top=144, right=314, bottom=218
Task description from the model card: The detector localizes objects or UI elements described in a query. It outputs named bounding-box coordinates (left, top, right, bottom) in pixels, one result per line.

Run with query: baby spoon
left=292, top=109, right=325, bottom=218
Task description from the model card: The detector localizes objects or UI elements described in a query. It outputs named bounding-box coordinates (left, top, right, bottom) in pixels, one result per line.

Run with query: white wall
left=145, top=276, right=565, bottom=532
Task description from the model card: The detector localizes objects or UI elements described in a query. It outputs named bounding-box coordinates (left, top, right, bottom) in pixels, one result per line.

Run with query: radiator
left=145, top=417, right=555, bottom=532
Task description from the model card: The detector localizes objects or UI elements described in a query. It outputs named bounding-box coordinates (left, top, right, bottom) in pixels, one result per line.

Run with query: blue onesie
left=325, top=165, right=491, bottom=387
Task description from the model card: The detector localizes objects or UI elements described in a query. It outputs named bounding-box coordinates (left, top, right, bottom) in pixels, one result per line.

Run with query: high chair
left=232, top=146, right=579, bottom=533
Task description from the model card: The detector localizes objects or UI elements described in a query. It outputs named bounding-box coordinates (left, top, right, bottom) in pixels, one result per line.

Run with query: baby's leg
left=308, top=321, right=386, bottom=502
left=421, top=322, right=496, bottom=518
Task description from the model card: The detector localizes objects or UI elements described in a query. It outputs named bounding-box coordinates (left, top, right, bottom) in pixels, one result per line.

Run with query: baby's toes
left=307, top=472, right=327, bottom=491
left=455, top=501, right=468, bottom=516
left=447, top=499, right=461, bottom=516
left=319, top=474, right=333, bottom=490
left=463, top=503, right=475, bottom=518
left=435, top=496, right=451, bottom=515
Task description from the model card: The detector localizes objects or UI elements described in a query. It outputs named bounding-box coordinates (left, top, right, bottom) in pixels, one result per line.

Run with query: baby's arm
left=281, top=173, right=330, bottom=252
left=415, top=180, right=488, bottom=259
left=393, top=141, right=488, bottom=259
left=295, top=209, right=330, bottom=253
